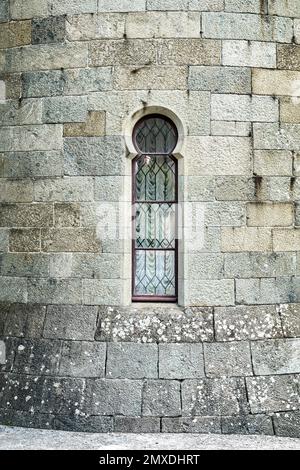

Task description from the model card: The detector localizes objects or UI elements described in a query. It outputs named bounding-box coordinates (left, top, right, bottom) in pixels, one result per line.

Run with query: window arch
left=132, top=114, right=178, bottom=302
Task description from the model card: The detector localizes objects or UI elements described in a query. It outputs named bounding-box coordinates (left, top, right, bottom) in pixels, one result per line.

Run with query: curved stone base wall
left=0, top=303, right=299, bottom=437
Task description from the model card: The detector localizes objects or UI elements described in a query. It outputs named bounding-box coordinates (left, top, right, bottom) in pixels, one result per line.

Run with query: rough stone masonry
left=0, top=0, right=300, bottom=438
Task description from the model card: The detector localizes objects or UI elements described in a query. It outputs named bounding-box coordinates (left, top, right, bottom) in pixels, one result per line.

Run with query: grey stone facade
left=0, top=0, right=300, bottom=437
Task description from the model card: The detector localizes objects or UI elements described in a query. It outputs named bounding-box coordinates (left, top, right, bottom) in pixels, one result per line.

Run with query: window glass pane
left=135, top=203, right=176, bottom=249
left=134, top=116, right=177, bottom=154
left=135, top=250, right=175, bottom=296
left=135, top=155, right=176, bottom=201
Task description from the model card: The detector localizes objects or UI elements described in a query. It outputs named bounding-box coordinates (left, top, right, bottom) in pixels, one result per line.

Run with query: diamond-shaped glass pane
left=135, top=155, right=176, bottom=201
left=135, top=250, right=175, bottom=296
left=134, top=116, right=177, bottom=154
left=135, top=203, right=175, bottom=249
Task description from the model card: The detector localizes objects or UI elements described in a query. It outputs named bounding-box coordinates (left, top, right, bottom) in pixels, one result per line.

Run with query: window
left=132, top=114, right=178, bottom=302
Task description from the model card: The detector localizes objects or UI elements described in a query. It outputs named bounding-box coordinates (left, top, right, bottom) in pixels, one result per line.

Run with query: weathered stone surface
left=147, top=0, right=188, bottom=10
left=224, top=252, right=297, bottom=278
left=41, top=228, right=101, bottom=253
left=59, top=341, right=106, bottom=378
left=53, top=203, right=80, bottom=228
left=96, top=306, right=214, bottom=343
left=254, top=150, right=293, bottom=176
left=13, top=338, right=61, bottom=375
left=9, top=229, right=40, bottom=252
left=1, top=303, right=46, bottom=338
left=182, top=378, right=248, bottom=416
left=0, top=277, right=27, bottom=303
left=114, top=417, right=160, bottom=433
left=22, top=71, right=63, bottom=98
left=82, top=279, right=122, bottom=306
left=0, top=73, right=22, bottom=99
left=48, top=0, right=97, bottom=15
left=32, top=16, right=66, bottom=44
left=246, top=375, right=300, bottom=414
left=143, top=380, right=181, bottom=417
left=162, top=417, right=221, bottom=433
left=252, top=122, right=300, bottom=151
left=85, top=379, right=142, bottom=416
left=0, top=203, right=53, bottom=228
left=4, top=43, right=88, bottom=72
left=278, top=45, right=300, bottom=71
left=189, top=66, right=251, bottom=93
left=253, top=69, right=300, bottom=96
left=279, top=304, right=300, bottom=338
left=204, top=342, right=253, bottom=378
left=236, top=277, right=297, bottom=305
left=188, top=253, right=224, bottom=279
left=225, top=0, right=266, bottom=14
left=214, top=177, right=255, bottom=201
left=34, top=177, right=93, bottom=202
left=63, top=137, right=125, bottom=176
left=189, top=280, right=235, bottom=306
left=0, top=151, right=63, bottom=178
left=211, top=94, right=278, bottom=122
left=64, top=112, right=106, bottom=138
left=221, top=227, right=272, bottom=252
left=126, top=12, right=201, bottom=38
left=50, top=253, right=122, bottom=279
left=0, top=180, right=33, bottom=202
left=44, top=305, right=98, bottom=340
left=42, top=96, right=87, bottom=124
left=94, top=176, right=123, bottom=201
left=273, top=229, right=300, bottom=251
left=215, top=305, right=283, bottom=342
left=0, top=373, right=45, bottom=412
left=0, top=99, right=43, bottom=126
left=28, top=278, right=82, bottom=305
left=0, top=125, right=63, bottom=152
left=0, top=229, right=8, bottom=252
left=66, top=13, right=125, bottom=40
left=202, top=12, right=293, bottom=42
left=280, top=97, right=300, bottom=124
left=221, top=415, right=274, bottom=436
left=158, top=39, right=221, bottom=65
left=186, top=136, right=252, bottom=176
left=252, top=339, right=300, bottom=375
left=41, top=377, right=86, bottom=415
left=0, top=1, right=9, bottom=23
left=273, top=412, right=300, bottom=439
left=0, top=20, right=31, bottom=48
left=0, top=253, right=48, bottom=278
left=114, top=66, right=187, bottom=90
left=107, top=343, right=158, bottom=379
left=268, top=0, right=300, bottom=18
left=222, top=40, right=276, bottom=68
left=98, top=0, right=146, bottom=11
left=52, top=415, right=113, bottom=433
left=246, top=203, right=293, bottom=227
left=159, top=343, right=204, bottom=379
left=64, top=68, right=112, bottom=95
left=10, top=1, right=48, bottom=20
left=211, top=121, right=251, bottom=137
left=90, top=39, right=156, bottom=67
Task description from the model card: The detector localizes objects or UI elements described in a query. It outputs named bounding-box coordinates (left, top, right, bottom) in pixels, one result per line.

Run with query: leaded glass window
left=132, top=115, right=178, bottom=302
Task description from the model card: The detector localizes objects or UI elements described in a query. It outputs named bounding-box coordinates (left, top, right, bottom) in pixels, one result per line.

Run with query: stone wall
left=0, top=0, right=300, bottom=436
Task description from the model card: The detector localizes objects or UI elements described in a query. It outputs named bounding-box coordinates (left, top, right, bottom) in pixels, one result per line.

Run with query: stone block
left=280, top=97, right=300, bottom=124
left=0, top=73, right=22, bottom=99
left=0, top=99, right=43, bottom=127
left=2, top=303, right=46, bottom=338
left=246, top=202, right=293, bottom=227
left=204, top=202, right=246, bottom=226
left=182, top=378, right=248, bottom=416
left=215, top=305, right=283, bottom=342
left=188, top=253, right=224, bottom=279
left=106, top=343, right=158, bottom=379
left=253, top=69, right=300, bottom=96
left=10, top=0, right=48, bottom=19
left=147, top=0, right=189, bottom=9
left=32, top=16, right=66, bottom=44
left=42, top=96, right=87, bottom=124
left=143, top=380, right=181, bottom=417
left=41, top=228, right=101, bottom=253
left=273, top=412, right=300, bottom=438
left=278, top=45, right=300, bottom=71
left=189, top=280, right=235, bottom=306
left=225, top=0, right=266, bottom=13
left=158, top=39, right=221, bottom=65
left=52, top=415, right=113, bottom=433
left=85, top=379, right=142, bottom=416
left=252, top=339, right=300, bottom=375
left=63, top=68, right=112, bottom=95
left=202, top=12, right=293, bottom=42
left=211, top=121, right=251, bottom=137
left=211, top=94, right=278, bottom=122
left=159, top=343, right=204, bottom=379
left=221, top=415, right=274, bottom=435
left=27, top=278, right=82, bottom=305
left=295, top=19, right=300, bottom=44
left=221, top=227, right=272, bottom=252
left=1, top=373, right=45, bottom=412
left=41, top=377, right=86, bottom=415
left=114, top=66, right=187, bottom=90
left=4, top=43, right=88, bottom=72
left=59, top=341, right=106, bottom=378
left=186, top=136, right=252, bottom=176
left=0, top=253, right=49, bottom=277
left=0, top=20, right=31, bottom=48
left=268, top=0, right=300, bottom=17
left=189, top=0, right=224, bottom=10
left=94, top=176, right=123, bottom=201
left=246, top=375, right=300, bottom=414
left=48, top=0, right=97, bottom=15
left=114, top=417, right=160, bottom=433
left=44, top=305, right=98, bottom=340
left=279, top=304, right=300, bottom=338
left=0, top=180, right=33, bottom=203
left=34, top=177, right=93, bottom=203
left=13, top=338, right=61, bottom=375
left=222, top=40, right=276, bottom=68
left=254, top=150, right=293, bottom=176
left=0, top=276, right=27, bottom=302
left=125, top=12, right=201, bottom=38
left=64, top=111, right=106, bottom=138
left=214, top=177, right=255, bottom=201
left=96, top=306, right=214, bottom=343
left=82, top=279, right=122, bottom=305
left=273, top=229, right=300, bottom=251
left=0, top=151, right=63, bottom=178
left=0, top=229, right=8, bottom=252
left=22, top=71, right=64, bottom=98
left=90, top=39, right=156, bottom=67
left=0, top=1, right=8, bottom=22
left=9, top=229, right=41, bottom=252
left=236, top=277, right=298, bottom=305
left=66, top=13, right=125, bottom=40
left=64, top=137, right=125, bottom=176
left=189, top=66, right=251, bottom=93
left=98, top=0, right=146, bottom=11
left=0, top=125, right=63, bottom=152
left=162, top=417, right=221, bottom=433
left=204, top=342, right=253, bottom=378
left=54, top=203, right=80, bottom=228
left=50, top=253, right=122, bottom=279
left=0, top=203, right=53, bottom=227
left=224, top=252, right=297, bottom=278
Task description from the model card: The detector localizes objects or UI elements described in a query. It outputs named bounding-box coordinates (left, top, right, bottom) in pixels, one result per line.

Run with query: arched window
left=132, top=114, right=178, bottom=302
